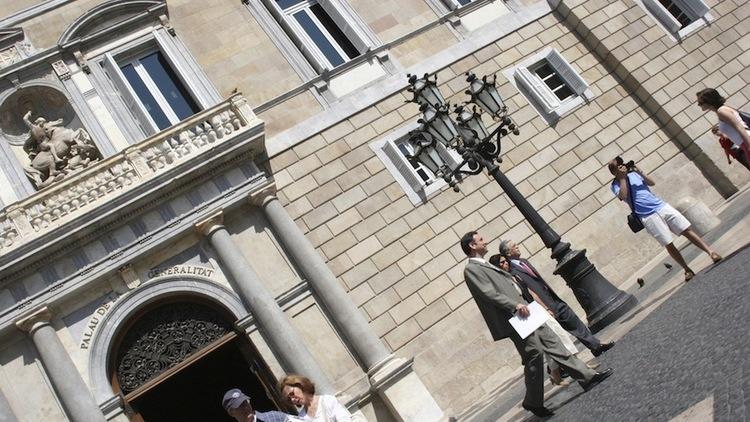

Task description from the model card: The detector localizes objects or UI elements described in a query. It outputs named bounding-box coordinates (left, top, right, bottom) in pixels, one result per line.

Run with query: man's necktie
left=518, top=261, right=538, bottom=278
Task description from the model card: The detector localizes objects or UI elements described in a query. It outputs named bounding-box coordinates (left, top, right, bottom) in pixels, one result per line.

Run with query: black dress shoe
left=592, top=341, right=615, bottom=357
left=581, top=368, right=614, bottom=392
left=522, top=404, right=555, bottom=417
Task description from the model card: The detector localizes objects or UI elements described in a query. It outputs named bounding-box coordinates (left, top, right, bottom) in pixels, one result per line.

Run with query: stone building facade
left=0, top=0, right=747, bottom=420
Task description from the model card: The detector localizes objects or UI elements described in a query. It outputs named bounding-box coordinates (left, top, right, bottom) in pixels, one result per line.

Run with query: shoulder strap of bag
left=624, top=174, right=638, bottom=215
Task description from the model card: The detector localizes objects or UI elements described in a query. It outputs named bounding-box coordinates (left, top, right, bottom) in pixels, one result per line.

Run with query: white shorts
left=641, top=203, right=691, bottom=246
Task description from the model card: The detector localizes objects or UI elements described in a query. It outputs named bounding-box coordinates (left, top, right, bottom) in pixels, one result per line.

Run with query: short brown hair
left=279, top=374, right=316, bottom=396
left=696, top=88, right=725, bottom=109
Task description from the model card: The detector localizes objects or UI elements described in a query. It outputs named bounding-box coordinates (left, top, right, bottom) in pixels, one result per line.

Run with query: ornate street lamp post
left=405, top=72, right=637, bottom=332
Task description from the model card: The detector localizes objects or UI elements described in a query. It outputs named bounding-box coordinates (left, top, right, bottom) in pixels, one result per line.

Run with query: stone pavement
left=457, top=183, right=750, bottom=421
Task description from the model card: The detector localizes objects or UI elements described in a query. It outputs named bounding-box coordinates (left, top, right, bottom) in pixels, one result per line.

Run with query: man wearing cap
left=222, top=388, right=298, bottom=422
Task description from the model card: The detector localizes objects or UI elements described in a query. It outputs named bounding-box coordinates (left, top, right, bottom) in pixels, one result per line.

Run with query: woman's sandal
left=710, top=252, right=723, bottom=263
left=684, top=270, right=695, bottom=282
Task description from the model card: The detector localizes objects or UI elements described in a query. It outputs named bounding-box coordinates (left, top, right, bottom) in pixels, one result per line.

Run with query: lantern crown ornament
left=406, top=73, right=445, bottom=108
left=465, top=72, right=506, bottom=119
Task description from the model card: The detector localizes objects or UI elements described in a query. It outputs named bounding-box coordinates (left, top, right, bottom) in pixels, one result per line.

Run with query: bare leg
left=665, top=242, right=694, bottom=281
left=681, top=228, right=721, bottom=262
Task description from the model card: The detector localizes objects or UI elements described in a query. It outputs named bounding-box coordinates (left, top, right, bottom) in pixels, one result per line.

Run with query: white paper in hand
left=508, top=301, right=550, bottom=339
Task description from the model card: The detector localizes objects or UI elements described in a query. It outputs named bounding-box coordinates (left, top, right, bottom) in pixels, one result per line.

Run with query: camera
left=615, top=156, right=636, bottom=171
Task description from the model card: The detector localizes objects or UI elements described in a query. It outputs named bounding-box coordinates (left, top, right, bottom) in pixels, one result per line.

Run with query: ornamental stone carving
left=115, top=302, right=231, bottom=394
left=22, top=110, right=101, bottom=189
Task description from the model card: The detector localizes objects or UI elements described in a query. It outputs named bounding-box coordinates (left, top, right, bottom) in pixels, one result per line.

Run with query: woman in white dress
left=697, top=88, right=750, bottom=151
left=279, top=375, right=352, bottom=422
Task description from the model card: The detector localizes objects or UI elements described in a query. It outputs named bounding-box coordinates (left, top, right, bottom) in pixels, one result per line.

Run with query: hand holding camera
left=614, top=156, right=639, bottom=178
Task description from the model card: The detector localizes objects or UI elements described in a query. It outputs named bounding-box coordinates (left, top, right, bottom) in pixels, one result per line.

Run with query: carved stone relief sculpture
left=22, top=111, right=100, bottom=189
left=0, top=85, right=102, bottom=190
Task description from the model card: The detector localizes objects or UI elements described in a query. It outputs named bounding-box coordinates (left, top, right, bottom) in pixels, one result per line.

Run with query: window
left=447, top=0, right=474, bottom=8
left=254, top=0, right=376, bottom=74
left=642, top=0, right=710, bottom=38
left=90, top=27, right=221, bottom=141
left=371, top=126, right=462, bottom=204
left=114, top=50, right=200, bottom=131
left=505, top=48, right=593, bottom=123
left=278, top=0, right=360, bottom=69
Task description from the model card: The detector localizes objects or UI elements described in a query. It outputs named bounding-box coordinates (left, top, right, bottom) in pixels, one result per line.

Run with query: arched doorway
left=109, top=297, right=288, bottom=421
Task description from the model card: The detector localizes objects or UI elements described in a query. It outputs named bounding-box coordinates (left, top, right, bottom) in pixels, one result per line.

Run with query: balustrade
left=0, top=95, right=258, bottom=255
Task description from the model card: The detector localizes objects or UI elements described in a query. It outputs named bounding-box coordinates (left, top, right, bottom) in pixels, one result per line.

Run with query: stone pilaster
left=16, top=307, right=106, bottom=422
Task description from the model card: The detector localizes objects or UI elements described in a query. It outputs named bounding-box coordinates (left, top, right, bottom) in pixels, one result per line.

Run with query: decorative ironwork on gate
left=115, top=302, right=232, bottom=394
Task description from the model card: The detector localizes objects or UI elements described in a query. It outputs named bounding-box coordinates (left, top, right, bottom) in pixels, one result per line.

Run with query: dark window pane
left=310, top=4, right=360, bottom=60
left=658, top=0, right=691, bottom=27
left=140, top=52, right=200, bottom=121
left=457, top=0, right=473, bottom=5
left=553, top=85, right=574, bottom=101
left=398, top=143, right=431, bottom=182
left=534, top=63, right=554, bottom=79
left=276, top=0, right=304, bottom=9
left=542, top=73, right=565, bottom=91
left=120, top=63, right=171, bottom=130
left=294, top=10, right=345, bottom=67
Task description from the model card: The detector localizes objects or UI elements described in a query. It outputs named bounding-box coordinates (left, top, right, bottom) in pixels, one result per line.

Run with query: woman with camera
left=608, top=158, right=722, bottom=282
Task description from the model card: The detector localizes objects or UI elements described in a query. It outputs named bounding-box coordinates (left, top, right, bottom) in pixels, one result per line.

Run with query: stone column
left=0, top=387, right=18, bottom=422
left=252, top=191, right=390, bottom=369
left=195, top=212, right=334, bottom=393
left=16, top=307, right=106, bottom=422
left=251, top=189, right=443, bottom=421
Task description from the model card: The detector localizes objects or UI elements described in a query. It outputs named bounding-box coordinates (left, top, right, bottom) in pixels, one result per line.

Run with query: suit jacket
left=510, top=258, right=565, bottom=313
left=464, top=259, right=527, bottom=341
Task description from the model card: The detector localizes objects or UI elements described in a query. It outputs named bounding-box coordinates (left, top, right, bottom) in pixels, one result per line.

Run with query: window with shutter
left=515, top=66, right=560, bottom=115
left=383, top=140, right=427, bottom=193
left=641, top=0, right=710, bottom=37
left=370, top=126, right=452, bottom=205
left=505, top=48, right=594, bottom=123
left=545, top=50, right=592, bottom=101
left=643, top=0, right=683, bottom=33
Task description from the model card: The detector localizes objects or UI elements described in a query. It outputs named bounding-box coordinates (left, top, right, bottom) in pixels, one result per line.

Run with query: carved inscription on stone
left=147, top=265, right=215, bottom=279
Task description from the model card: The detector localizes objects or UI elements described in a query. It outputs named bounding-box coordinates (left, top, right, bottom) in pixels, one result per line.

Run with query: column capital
left=194, top=211, right=225, bottom=237
left=16, top=306, right=53, bottom=333
left=247, top=183, right=278, bottom=207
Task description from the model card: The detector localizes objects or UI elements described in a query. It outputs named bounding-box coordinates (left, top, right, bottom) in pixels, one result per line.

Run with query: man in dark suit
left=461, top=231, right=613, bottom=417
left=498, top=239, right=614, bottom=357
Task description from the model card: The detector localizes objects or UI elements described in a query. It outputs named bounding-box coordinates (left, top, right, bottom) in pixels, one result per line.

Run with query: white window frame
left=256, top=0, right=377, bottom=74
left=444, top=0, right=475, bottom=10
left=370, top=124, right=462, bottom=205
left=503, top=47, right=594, bottom=124
left=111, top=49, right=190, bottom=129
left=91, top=28, right=220, bottom=141
left=279, top=0, right=358, bottom=70
left=640, top=0, right=711, bottom=40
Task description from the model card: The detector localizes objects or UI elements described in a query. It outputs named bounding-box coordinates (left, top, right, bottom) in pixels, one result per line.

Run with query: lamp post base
left=553, top=247, right=638, bottom=333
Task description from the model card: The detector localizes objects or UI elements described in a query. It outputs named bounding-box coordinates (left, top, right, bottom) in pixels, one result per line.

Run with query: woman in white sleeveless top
left=697, top=88, right=750, bottom=151
left=280, top=375, right=354, bottom=422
